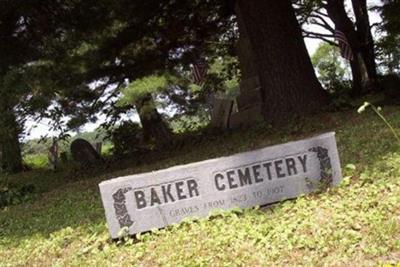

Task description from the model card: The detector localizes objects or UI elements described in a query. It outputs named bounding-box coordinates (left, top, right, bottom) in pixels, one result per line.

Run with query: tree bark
left=326, top=0, right=378, bottom=95
left=351, top=0, right=378, bottom=86
left=235, top=3, right=258, bottom=81
left=349, top=52, right=371, bottom=96
left=236, top=0, right=328, bottom=124
left=135, top=93, right=172, bottom=146
left=0, top=103, right=23, bottom=173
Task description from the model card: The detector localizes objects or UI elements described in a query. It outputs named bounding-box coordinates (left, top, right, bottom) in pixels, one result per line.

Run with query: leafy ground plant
left=358, top=101, right=400, bottom=144
left=1, top=107, right=400, bottom=266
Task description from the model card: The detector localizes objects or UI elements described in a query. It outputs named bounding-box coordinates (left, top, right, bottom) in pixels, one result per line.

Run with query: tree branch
left=302, top=29, right=334, bottom=38
left=304, top=35, right=338, bottom=47
left=302, top=30, right=338, bottom=46
left=308, top=14, right=335, bottom=32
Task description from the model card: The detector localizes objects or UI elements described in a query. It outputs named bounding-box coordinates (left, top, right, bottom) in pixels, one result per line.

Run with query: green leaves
left=118, top=75, right=170, bottom=106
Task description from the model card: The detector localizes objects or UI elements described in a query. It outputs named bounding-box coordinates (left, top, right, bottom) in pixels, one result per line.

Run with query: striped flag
left=334, top=29, right=354, bottom=61
left=191, top=60, right=208, bottom=86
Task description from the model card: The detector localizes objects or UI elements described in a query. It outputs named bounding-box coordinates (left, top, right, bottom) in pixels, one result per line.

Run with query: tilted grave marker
left=99, top=132, right=342, bottom=238
left=70, top=138, right=103, bottom=167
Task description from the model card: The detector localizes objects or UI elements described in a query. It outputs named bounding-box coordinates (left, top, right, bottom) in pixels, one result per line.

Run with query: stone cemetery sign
left=99, top=132, right=342, bottom=238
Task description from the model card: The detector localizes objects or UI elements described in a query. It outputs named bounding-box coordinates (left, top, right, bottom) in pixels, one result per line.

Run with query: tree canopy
left=1, top=0, right=399, bottom=173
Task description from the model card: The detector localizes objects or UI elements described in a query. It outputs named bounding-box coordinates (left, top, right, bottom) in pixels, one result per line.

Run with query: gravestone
left=210, top=97, right=234, bottom=129
left=48, top=139, right=59, bottom=170
left=229, top=76, right=264, bottom=129
left=70, top=138, right=103, bottom=167
left=229, top=104, right=263, bottom=129
left=99, top=132, right=342, bottom=238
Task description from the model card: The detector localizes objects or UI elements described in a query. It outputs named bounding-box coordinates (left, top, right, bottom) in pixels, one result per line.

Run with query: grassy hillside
left=2, top=106, right=400, bottom=266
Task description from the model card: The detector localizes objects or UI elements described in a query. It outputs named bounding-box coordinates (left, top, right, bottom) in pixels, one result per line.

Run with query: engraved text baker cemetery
left=99, top=132, right=342, bottom=238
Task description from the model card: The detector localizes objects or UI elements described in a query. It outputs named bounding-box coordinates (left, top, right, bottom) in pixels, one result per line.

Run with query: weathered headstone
left=48, top=139, right=59, bottom=170
left=210, top=97, right=234, bottom=129
left=236, top=87, right=262, bottom=110
left=229, top=104, right=264, bottom=129
left=70, top=138, right=103, bottom=167
left=99, top=132, right=342, bottom=238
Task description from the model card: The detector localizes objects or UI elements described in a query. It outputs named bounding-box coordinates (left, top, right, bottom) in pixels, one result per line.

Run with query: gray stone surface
left=70, top=138, right=103, bottom=167
left=229, top=104, right=264, bottom=129
left=210, top=98, right=234, bottom=129
left=99, top=132, right=342, bottom=238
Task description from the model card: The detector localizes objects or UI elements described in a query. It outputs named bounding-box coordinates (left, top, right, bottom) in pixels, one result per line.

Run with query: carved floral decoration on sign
left=112, top=187, right=134, bottom=228
left=309, top=146, right=333, bottom=185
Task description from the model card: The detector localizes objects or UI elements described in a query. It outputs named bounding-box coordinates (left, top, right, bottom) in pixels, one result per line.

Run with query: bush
left=380, top=74, right=400, bottom=101
left=110, top=121, right=143, bottom=158
left=326, top=80, right=353, bottom=110
left=0, top=184, right=35, bottom=208
left=24, top=153, right=49, bottom=169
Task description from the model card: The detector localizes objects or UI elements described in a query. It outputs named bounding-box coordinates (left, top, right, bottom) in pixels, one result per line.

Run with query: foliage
left=312, top=43, right=352, bottom=109
left=358, top=102, right=400, bottom=144
left=0, top=1, right=96, bottom=171
left=375, top=0, right=400, bottom=74
left=169, top=113, right=210, bottom=134
left=0, top=184, right=35, bottom=209
left=23, top=154, right=49, bottom=169
left=118, top=75, right=171, bottom=106
left=109, top=121, right=143, bottom=158
left=2, top=107, right=400, bottom=265
left=311, top=43, right=350, bottom=92
left=376, top=35, right=400, bottom=74
left=379, top=74, right=400, bottom=103
left=47, top=0, right=237, bottom=134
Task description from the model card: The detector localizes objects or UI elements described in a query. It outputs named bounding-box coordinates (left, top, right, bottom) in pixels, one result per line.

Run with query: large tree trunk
left=135, top=93, right=172, bottom=146
left=326, top=0, right=378, bottom=95
left=0, top=103, right=23, bottom=173
left=349, top=52, right=372, bottom=96
left=351, top=0, right=378, bottom=85
left=236, top=0, right=328, bottom=124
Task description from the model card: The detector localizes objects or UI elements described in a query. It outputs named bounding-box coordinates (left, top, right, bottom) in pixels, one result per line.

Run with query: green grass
left=2, top=107, right=400, bottom=266
left=23, top=153, right=49, bottom=169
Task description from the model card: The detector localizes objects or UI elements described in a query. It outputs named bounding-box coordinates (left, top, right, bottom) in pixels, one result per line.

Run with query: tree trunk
left=351, top=0, right=379, bottom=88
left=236, top=0, right=328, bottom=124
left=349, top=52, right=371, bottom=96
left=135, top=93, right=172, bottom=146
left=326, top=0, right=378, bottom=95
left=235, top=2, right=258, bottom=81
left=0, top=103, right=23, bottom=173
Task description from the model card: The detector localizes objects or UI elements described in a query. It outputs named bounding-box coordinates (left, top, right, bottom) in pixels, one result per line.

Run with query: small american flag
left=191, top=60, right=208, bottom=86
left=334, top=29, right=354, bottom=61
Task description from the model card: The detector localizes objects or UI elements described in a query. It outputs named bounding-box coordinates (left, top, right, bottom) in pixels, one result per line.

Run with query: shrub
left=380, top=74, right=400, bottom=101
left=110, top=121, right=143, bottom=158
left=0, top=184, right=35, bottom=208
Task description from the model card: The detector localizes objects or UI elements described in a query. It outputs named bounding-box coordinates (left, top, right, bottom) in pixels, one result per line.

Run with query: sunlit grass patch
left=23, top=153, right=49, bottom=169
